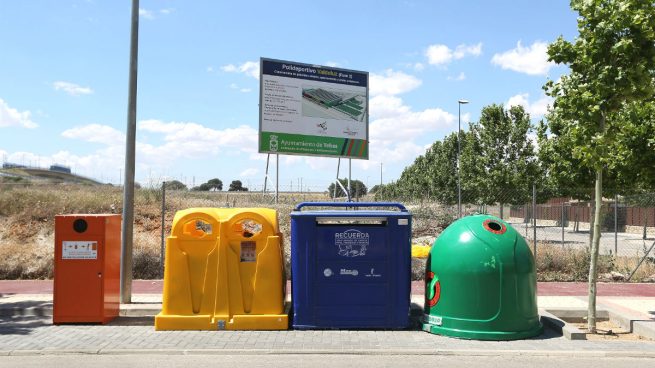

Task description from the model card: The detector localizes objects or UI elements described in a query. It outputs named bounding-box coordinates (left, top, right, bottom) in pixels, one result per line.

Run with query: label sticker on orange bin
left=62, top=241, right=98, bottom=259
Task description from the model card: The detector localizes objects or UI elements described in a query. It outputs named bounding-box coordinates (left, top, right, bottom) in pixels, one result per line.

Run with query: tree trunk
left=589, top=194, right=595, bottom=250
left=588, top=168, right=603, bottom=333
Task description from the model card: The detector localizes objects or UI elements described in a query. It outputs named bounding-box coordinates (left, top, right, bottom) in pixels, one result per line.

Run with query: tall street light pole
left=121, top=0, right=139, bottom=304
left=457, top=99, right=469, bottom=218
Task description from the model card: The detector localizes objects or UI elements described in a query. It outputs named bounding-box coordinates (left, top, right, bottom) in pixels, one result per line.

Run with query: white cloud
left=49, top=120, right=260, bottom=181
left=53, top=81, right=93, bottom=96
left=239, top=168, right=258, bottom=177
left=447, top=72, right=466, bottom=81
left=453, top=43, right=482, bottom=59
left=0, top=99, right=38, bottom=129
left=302, top=156, right=337, bottom=171
left=366, top=95, right=455, bottom=163
left=491, top=41, right=554, bottom=75
left=324, top=61, right=340, bottom=67
left=369, top=95, right=410, bottom=119
left=221, top=61, right=260, bottom=79
left=138, top=120, right=257, bottom=154
left=229, top=83, right=251, bottom=93
left=61, top=124, right=125, bottom=146
left=371, top=141, right=426, bottom=164
left=3, top=151, right=55, bottom=168
left=138, top=8, right=154, bottom=19
left=413, top=63, right=425, bottom=71
left=426, top=43, right=482, bottom=66
left=506, top=93, right=552, bottom=117
left=370, top=69, right=422, bottom=96
left=207, top=66, right=214, bottom=73
left=426, top=44, right=452, bottom=65
left=139, top=8, right=172, bottom=20
left=370, top=104, right=455, bottom=143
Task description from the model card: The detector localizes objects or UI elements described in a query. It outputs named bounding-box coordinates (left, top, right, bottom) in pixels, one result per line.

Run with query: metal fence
left=381, top=185, right=655, bottom=272
left=1, top=181, right=654, bottom=279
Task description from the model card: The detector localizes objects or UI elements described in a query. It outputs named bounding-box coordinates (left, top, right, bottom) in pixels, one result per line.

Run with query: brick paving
left=2, top=281, right=655, bottom=356
left=1, top=315, right=655, bottom=356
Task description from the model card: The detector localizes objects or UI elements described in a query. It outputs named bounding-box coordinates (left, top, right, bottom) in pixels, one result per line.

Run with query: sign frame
left=258, top=57, right=369, bottom=160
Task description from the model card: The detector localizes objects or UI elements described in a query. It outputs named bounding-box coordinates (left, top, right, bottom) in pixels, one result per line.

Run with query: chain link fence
left=1, top=181, right=654, bottom=280
left=377, top=184, right=655, bottom=280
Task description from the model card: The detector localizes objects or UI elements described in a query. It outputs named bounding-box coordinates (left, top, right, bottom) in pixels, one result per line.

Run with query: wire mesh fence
left=1, top=181, right=654, bottom=280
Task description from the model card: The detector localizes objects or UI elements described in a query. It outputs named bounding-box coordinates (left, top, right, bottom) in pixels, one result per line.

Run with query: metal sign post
left=348, top=158, right=352, bottom=202
left=263, top=154, right=270, bottom=194
left=334, top=158, right=341, bottom=199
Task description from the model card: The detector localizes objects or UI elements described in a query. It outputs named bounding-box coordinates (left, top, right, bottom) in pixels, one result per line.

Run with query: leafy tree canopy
left=192, top=178, right=223, bottom=191
left=163, top=180, right=187, bottom=191
left=328, top=179, right=367, bottom=198
left=228, top=180, right=248, bottom=192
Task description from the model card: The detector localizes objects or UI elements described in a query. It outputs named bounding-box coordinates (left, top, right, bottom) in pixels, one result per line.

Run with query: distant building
left=2, top=162, right=25, bottom=169
left=50, top=164, right=71, bottom=174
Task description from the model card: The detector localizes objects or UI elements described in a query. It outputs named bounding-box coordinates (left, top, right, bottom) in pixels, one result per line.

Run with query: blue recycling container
left=290, top=202, right=412, bottom=329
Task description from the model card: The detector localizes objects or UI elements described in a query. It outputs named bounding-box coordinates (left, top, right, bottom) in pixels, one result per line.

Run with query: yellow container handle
left=172, top=212, right=220, bottom=240
left=225, top=211, right=274, bottom=241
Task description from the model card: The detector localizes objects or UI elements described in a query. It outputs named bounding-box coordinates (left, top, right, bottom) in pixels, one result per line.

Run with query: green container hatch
left=423, top=214, right=543, bottom=340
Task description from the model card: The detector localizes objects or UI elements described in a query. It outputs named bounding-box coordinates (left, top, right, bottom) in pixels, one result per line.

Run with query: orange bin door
left=53, top=214, right=121, bottom=324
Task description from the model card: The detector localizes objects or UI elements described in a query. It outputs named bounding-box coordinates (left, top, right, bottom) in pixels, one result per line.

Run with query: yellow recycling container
left=155, top=208, right=288, bottom=330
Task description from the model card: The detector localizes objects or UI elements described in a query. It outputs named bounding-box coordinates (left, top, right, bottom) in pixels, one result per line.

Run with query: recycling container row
left=53, top=204, right=541, bottom=340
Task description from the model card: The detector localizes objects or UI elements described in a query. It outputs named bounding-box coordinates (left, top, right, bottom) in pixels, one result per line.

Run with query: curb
left=539, top=310, right=586, bottom=340
left=603, top=305, right=655, bottom=341
left=541, top=306, right=655, bottom=341
left=2, top=348, right=655, bottom=358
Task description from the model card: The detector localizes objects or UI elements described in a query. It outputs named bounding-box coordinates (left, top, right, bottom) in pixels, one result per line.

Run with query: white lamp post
left=457, top=99, right=469, bottom=218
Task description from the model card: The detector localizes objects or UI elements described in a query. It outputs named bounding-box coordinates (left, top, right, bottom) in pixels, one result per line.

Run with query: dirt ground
left=572, top=320, right=653, bottom=341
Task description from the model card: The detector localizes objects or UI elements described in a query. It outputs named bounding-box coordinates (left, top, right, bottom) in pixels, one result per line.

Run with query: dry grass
left=536, top=244, right=613, bottom=281
left=1, top=184, right=654, bottom=282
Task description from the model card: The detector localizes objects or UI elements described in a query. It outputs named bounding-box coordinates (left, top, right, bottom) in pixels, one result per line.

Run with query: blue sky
left=0, top=0, right=577, bottom=191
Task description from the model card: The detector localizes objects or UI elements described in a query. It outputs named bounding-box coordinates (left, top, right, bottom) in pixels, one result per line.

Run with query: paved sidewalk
left=1, top=313, right=655, bottom=357
left=1, top=281, right=655, bottom=357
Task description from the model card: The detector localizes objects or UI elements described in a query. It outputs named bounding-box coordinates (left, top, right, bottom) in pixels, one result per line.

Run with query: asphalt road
left=1, top=354, right=653, bottom=368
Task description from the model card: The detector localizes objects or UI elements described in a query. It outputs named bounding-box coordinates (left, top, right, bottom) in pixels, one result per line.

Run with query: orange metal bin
left=53, top=214, right=121, bottom=324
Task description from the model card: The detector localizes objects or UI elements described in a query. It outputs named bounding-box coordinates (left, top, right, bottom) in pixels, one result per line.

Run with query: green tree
left=163, top=180, right=187, bottom=191
left=228, top=180, right=248, bottom=191
left=369, top=184, right=382, bottom=194
left=375, top=104, right=540, bottom=211
left=192, top=178, right=223, bottom=191
left=379, top=131, right=475, bottom=203
left=328, top=179, right=367, bottom=198
left=206, top=178, right=223, bottom=191
left=544, top=0, right=655, bottom=332
left=470, top=104, right=540, bottom=214
left=537, top=105, right=654, bottom=199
